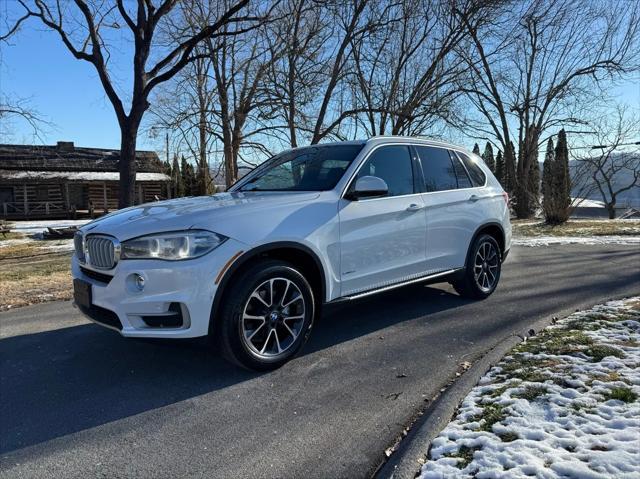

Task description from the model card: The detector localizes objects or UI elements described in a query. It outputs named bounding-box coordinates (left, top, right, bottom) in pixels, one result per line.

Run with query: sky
left=0, top=3, right=149, bottom=150
left=1, top=1, right=639, bottom=160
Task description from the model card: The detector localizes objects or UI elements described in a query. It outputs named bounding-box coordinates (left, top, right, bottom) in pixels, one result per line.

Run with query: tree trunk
left=198, top=107, right=211, bottom=195
left=196, top=62, right=212, bottom=196
left=118, top=124, right=138, bottom=208
left=223, top=133, right=236, bottom=189
left=287, top=53, right=298, bottom=148
left=515, top=126, right=539, bottom=219
left=607, top=203, right=616, bottom=219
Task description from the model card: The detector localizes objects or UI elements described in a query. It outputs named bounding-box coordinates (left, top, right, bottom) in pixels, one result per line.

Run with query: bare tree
left=349, top=0, right=482, bottom=138
left=572, top=107, right=640, bottom=219
left=147, top=51, right=218, bottom=194
left=0, top=95, right=51, bottom=140
left=4, top=0, right=252, bottom=207
left=1, top=23, right=50, bottom=140
left=456, top=0, right=640, bottom=218
left=306, top=0, right=393, bottom=144
left=264, top=0, right=330, bottom=147
left=207, top=15, right=283, bottom=187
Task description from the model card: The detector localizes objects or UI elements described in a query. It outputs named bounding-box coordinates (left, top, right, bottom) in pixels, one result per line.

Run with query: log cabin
left=0, top=141, right=171, bottom=219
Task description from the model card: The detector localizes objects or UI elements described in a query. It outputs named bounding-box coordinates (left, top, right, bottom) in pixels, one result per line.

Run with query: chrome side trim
left=337, top=268, right=460, bottom=301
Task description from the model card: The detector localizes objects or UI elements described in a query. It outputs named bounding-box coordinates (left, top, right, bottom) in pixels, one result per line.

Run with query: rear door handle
left=406, top=203, right=424, bottom=212
left=468, top=195, right=479, bottom=202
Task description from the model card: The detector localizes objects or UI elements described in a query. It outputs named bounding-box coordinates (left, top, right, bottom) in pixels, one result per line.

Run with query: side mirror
left=346, top=175, right=389, bottom=200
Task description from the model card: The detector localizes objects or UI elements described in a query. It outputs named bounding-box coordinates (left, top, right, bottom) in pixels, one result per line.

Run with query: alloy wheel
left=241, top=277, right=306, bottom=358
left=473, top=241, right=499, bottom=292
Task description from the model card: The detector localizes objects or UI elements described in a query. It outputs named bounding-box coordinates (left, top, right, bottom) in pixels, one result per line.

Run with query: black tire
left=216, top=259, right=315, bottom=371
left=451, top=234, right=502, bottom=300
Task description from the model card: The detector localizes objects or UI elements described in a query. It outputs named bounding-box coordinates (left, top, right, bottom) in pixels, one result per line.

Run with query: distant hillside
left=570, top=152, right=640, bottom=207
left=209, top=164, right=253, bottom=186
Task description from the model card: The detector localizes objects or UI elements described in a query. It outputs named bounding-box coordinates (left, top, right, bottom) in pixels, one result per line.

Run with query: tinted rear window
left=450, top=152, right=473, bottom=189
left=238, top=144, right=364, bottom=191
left=415, top=146, right=458, bottom=192
left=456, top=152, right=486, bottom=187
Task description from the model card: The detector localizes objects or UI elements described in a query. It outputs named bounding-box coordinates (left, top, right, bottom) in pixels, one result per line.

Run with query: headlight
left=120, top=230, right=226, bottom=261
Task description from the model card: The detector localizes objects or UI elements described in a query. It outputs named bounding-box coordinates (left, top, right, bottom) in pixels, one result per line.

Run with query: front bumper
left=72, top=238, right=246, bottom=338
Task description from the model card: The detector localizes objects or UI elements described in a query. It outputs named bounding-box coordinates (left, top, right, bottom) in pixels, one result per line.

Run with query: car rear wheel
left=217, top=259, right=315, bottom=371
left=451, top=234, right=501, bottom=299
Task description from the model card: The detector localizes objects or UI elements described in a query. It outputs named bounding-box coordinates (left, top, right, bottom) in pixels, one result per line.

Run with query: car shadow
left=0, top=284, right=467, bottom=455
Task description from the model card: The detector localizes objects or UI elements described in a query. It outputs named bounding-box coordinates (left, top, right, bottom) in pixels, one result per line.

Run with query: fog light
left=134, top=273, right=145, bottom=291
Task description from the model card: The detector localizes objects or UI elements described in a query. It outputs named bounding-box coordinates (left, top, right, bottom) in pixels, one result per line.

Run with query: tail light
left=502, top=191, right=509, bottom=205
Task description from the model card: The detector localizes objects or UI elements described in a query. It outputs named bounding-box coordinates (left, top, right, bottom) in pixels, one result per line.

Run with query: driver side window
left=355, top=145, right=414, bottom=197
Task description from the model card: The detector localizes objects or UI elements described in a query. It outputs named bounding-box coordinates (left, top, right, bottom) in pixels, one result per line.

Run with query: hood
left=81, top=191, right=321, bottom=241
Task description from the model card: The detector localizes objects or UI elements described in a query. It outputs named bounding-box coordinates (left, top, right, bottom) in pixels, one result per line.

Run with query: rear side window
left=456, top=152, right=486, bottom=187
left=415, top=146, right=457, bottom=192
left=450, top=152, right=473, bottom=189
left=355, top=145, right=414, bottom=197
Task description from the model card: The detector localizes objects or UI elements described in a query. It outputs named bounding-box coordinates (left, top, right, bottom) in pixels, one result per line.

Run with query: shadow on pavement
left=0, top=283, right=466, bottom=455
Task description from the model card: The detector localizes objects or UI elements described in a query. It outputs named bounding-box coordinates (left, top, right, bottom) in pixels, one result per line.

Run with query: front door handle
left=468, top=195, right=479, bottom=202
left=406, top=203, right=423, bottom=212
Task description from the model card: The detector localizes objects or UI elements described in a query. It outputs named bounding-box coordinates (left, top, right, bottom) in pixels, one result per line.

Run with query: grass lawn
left=512, top=219, right=640, bottom=237
left=0, top=234, right=73, bottom=311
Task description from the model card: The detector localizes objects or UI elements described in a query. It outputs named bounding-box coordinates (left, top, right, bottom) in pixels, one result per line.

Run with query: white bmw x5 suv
left=72, top=137, right=511, bottom=370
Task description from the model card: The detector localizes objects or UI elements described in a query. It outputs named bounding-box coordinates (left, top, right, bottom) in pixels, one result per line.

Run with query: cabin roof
left=0, top=142, right=164, bottom=173
left=0, top=170, right=170, bottom=182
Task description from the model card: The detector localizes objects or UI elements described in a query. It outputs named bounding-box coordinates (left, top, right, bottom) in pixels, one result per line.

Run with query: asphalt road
left=1, top=244, right=638, bottom=479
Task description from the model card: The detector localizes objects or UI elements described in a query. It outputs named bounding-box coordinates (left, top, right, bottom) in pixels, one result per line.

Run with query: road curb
left=373, top=298, right=611, bottom=479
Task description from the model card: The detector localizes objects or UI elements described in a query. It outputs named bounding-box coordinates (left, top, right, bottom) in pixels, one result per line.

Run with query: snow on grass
left=1, top=220, right=83, bottom=250
left=0, top=238, right=31, bottom=249
left=38, top=239, right=75, bottom=251
left=511, top=219, right=640, bottom=247
left=420, top=298, right=640, bottom=479
left=6, top=219, right=90, bottom=236
left=0, top=236, right=74, bottom=251
left=513, top=236, right=640, bottom=247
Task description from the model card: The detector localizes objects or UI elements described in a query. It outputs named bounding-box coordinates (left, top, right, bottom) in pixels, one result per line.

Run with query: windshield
left=237, top=144, right=364, bottom=192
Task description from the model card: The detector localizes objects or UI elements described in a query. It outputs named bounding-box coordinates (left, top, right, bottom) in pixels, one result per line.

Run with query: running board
left=334, top=268, right=460, bottom=302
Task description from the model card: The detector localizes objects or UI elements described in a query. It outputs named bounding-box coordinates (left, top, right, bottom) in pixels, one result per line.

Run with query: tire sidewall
left=222, top=261, right=315, bottom=370
left=467, top=234, right=502, bottom=298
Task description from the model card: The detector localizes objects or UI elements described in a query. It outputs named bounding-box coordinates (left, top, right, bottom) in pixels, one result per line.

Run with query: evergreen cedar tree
left=482, top=142, right=496, bottom=173
left=504, top=141, right=517, bottom=195
left=173, top=155, right=185, bottom=198
left=528, top=150, right=541, bottom=208
left=492, top=142, right=516, bottom=195
left=181, top=156, right=197, bottom=197
left=542, top=138, right=556, bottom=221
left=542, top=129, right=571, bottom=224
left=495, top=150, right=504, bottom=185
left=554, top=129, right=571, bottom=221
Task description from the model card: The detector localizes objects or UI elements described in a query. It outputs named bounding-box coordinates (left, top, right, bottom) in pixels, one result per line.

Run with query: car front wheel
left=451, top=234, right=502, bottom=299
left=217, top=259, right=315, bottom=371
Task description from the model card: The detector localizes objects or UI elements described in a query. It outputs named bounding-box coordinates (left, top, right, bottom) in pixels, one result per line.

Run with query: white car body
left=72, top=137, right=511, bottom=342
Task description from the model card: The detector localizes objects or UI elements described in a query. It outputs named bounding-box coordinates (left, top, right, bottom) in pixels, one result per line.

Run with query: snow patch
left=0, top=238, right=31, bottom=248
left=512, top=235, right=640, bottom=247
left=5, top=220, right=90, bottom=236
left=419, top=298, right=640, bottom=479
